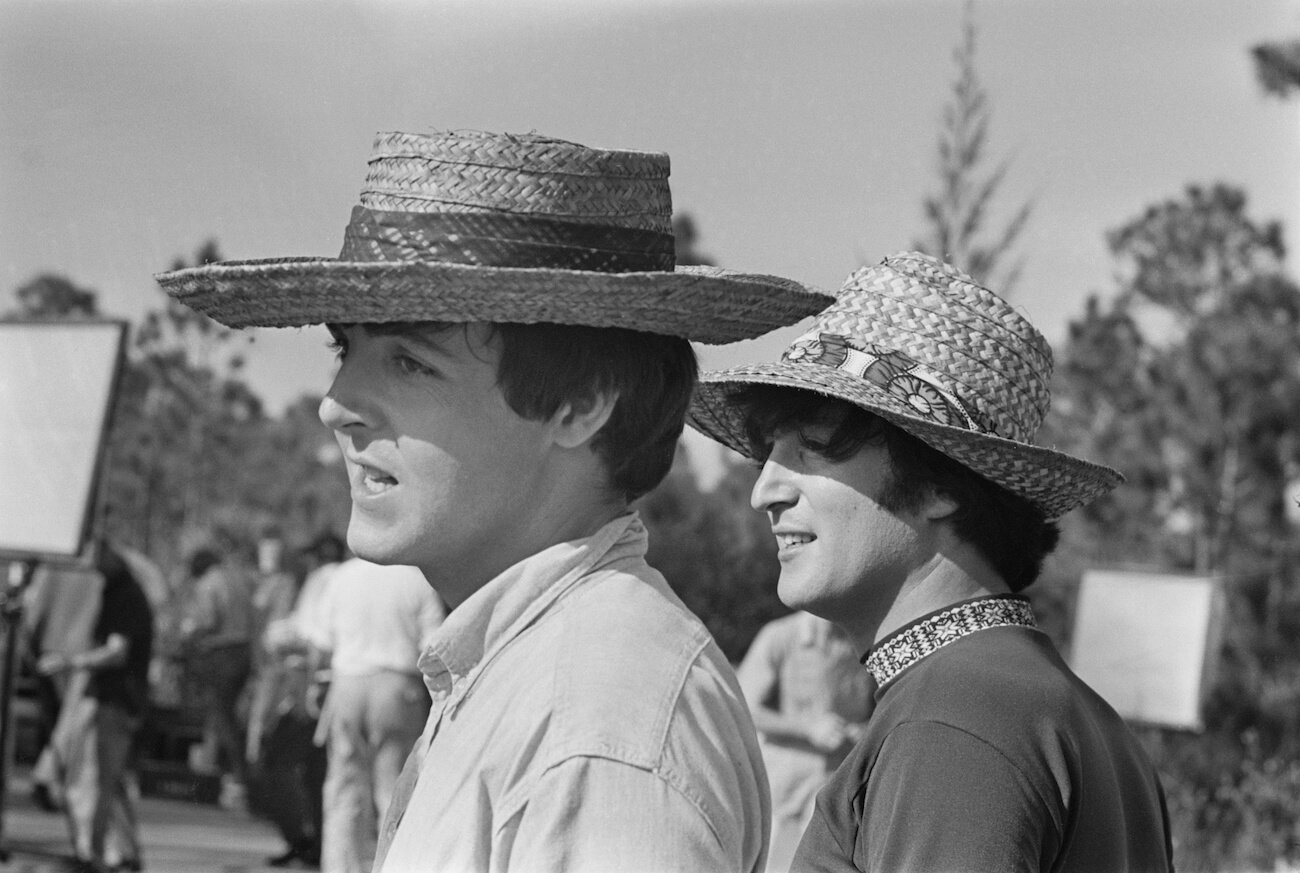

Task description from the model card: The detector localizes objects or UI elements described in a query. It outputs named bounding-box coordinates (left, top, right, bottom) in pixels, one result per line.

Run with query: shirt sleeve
left=504, top=755, right=738, bottom=873
left=851, top=720, right=1057, bottom=872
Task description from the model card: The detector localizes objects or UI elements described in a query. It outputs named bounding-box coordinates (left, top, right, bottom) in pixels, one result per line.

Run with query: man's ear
left=922, top=487, right=960, bottom=522
left=551, top=390, right=619, bottom=449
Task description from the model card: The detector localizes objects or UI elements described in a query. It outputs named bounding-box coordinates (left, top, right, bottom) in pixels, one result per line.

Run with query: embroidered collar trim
left=862, top=594, right=1037, bottom=690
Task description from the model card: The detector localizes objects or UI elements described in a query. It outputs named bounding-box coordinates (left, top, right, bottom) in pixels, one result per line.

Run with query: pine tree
left=912, top=2, right=1032, bottom=295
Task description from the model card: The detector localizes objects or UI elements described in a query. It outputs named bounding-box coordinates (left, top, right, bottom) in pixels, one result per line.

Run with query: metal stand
left=0, top=559, right=37, bottom=862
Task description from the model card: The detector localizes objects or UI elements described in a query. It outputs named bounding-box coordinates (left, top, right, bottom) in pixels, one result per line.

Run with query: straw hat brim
left=689, top=362, right=1123, bottom=520
left=155, top=257, right=832, bottom=344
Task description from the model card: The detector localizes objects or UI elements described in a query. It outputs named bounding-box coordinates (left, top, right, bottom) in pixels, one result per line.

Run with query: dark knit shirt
left=88, top=573, right=154, bottom=718
left=792, top=595, right=1175, bottom=873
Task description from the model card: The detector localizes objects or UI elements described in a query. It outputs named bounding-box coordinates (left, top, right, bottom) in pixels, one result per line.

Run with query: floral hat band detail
left=782, top=330, right=985, bottom=434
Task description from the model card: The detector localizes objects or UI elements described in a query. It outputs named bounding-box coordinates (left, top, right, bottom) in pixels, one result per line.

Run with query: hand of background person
left=805, top=713, right=852, bottom=755
left=306, top=680, right=328, bottom=719
left=844, top=720, right=870, bottom=745
left=36, top=652, right=74, bottom=675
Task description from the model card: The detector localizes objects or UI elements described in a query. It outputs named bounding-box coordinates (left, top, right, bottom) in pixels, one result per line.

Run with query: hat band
left=783, top=331, right=987, bottom=434
left=338, top=206, right=676, bottom=273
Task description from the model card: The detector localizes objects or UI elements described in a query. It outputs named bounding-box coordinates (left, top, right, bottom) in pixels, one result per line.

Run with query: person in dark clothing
left=689, top=252, right=1175, bottom=872
left=38, top=542, right=155, bottom=873
left=245, top=534, right=343, bottom=869
left=22, top=560, right=105, bottom=813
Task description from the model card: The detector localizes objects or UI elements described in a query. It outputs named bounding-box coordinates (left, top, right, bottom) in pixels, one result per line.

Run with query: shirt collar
left=861, top=594, right=1037, bottom=691
left=417, top=512, right=646, bottom=708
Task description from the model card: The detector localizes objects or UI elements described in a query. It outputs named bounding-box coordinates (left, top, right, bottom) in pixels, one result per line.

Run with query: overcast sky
left=4, top=0, right=1298, bottom=478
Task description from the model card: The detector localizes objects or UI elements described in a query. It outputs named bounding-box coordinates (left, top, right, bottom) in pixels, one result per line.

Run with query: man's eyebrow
left=357, top=322, right=461, bottom=355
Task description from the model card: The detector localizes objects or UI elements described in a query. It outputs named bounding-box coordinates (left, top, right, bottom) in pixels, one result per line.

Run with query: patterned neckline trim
left=861, top=594, right=1037, bottom=690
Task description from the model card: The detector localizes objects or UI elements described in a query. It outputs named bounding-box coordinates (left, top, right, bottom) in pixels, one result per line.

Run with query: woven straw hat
left=155, top=130, right=828, bottom=342
left=689, top=251, right=1123, bottom=519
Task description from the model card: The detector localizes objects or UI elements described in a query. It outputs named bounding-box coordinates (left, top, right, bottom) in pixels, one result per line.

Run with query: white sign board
left=0, top=321, right=127, bottom=559
left=1070, top=569, right=1223, bottom=731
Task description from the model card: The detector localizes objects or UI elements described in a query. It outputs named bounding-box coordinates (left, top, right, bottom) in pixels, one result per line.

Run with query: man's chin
left=776, top=572, right=815, bottom=613
left=345, top=523, right=412, bottom=567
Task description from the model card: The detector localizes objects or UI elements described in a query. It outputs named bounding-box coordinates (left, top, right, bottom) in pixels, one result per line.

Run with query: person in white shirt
left=299, top=557, right=443, bottom=873
left=246, top=532, right=346, bottom=869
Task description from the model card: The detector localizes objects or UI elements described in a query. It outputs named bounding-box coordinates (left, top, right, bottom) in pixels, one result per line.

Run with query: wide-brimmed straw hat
left=689, top=251, right=1123, bottom=519
left=155, top=130, right=829, bottom=343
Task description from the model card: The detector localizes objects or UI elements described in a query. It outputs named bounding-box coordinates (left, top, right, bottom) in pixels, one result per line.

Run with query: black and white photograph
left=2, top=1, right=1298, bottom=871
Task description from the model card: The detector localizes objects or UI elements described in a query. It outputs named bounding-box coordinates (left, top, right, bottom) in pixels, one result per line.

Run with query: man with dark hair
left=157, top=129, right=827, bottom=872
left=690, top=252, right=1174, bottom=872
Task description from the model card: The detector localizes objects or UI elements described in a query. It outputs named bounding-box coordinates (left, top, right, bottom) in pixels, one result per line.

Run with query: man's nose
left=318, top=362, right=367, bottom=433
left=751, top=456, right=797, bottom=514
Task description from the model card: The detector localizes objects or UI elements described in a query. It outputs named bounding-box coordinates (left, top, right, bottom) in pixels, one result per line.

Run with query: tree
left=6, top=274, right=99, bottom=319
left=70, top=241, right=350, bottom=578
left=1253, top=39, right=1300, bottom=98
left=1042, top=183, right=1300, bottom=870
left=911, top=1, right=1032, bottom=294
left=99, top=242, right=262, bottom=566
left=673, top=214, right=715, bottom=267
left=640, top=214, right=786, bottom=660
left=640, top=448, right=786, bottom=663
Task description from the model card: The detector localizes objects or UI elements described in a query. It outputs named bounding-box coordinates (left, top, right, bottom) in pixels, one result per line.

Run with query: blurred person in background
left=287, top=532, right=347, bottom=648
left=23, top=561, right=105, bottom=813
left=245, top=531, right=345, bottom=869
left=737, top=612, right=873, bottom=873
left=298, top=557, right=442, bottom=873
left=252, top=528, right=299, bottom=652
left=38, top=542, right=154, bottom=873
left=689, top=252, right=1174, bottom=872
left=177, top=540, right=256, bottom=798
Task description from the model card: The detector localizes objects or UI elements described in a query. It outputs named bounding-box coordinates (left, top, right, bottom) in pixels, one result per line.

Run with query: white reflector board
left=0, top=321, right=127, bottom=559
left=1070, top=569, right=1223, bottom=731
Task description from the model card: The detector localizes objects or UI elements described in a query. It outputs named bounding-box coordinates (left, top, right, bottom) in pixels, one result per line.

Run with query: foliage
left=673, top=213, right=715, bottom=267
left=9, top=274, right=100, bottom=319
left=1155, top=728, right=1300, bottom=871
left=639, top=446, right=787, bottom=663
left=911, top=1, right=1032, bottom=294
left=5, top=244, right=351, bottom=583
left=1041, top=183, right=1300, bottom=869
left=1253, top=39, right=1300, bottom=98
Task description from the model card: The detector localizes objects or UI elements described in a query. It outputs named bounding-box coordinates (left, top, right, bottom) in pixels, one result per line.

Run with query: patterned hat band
left=338, top=206, right=677, bottom=273
left=782, top=330, right=995, bottom=436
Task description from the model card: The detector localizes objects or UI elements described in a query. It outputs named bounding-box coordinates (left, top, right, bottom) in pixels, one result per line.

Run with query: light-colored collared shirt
left=375, top=513, right=770, bottom=873
left=301, top=558, right=444, bottom=678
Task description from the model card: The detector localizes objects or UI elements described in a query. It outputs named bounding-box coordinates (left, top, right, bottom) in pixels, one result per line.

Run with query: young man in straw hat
left=690, top=251, right=1175, bottom=872
left=158, top=129, right=829, bottom=873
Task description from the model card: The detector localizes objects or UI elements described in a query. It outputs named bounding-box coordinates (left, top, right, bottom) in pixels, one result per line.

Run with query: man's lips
left=349, top=457, right=398, bottom=495
left=773, top=529, right=816, bottom=552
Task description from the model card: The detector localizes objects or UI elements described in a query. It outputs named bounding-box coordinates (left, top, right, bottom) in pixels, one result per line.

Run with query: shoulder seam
left=874, top=718, right=1063, bottom=831
left=497, top=752, right=728, bottom=853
